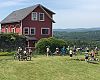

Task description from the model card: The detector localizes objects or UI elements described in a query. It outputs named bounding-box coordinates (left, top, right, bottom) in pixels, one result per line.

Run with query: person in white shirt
left=46, top=47, right=50, bottom=57
left=69, top=49, right=73, bottom=58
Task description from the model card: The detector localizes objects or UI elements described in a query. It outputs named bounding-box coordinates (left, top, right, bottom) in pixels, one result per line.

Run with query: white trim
left=41, top=28, right=50, bottom=35
left=5, top=25, right=8, bottom=33
left=39, top=13, right=44, bottom=21
left=20, top=20, right=22, bottom=35
left=12, top=27, right=16, bottom=33
left=39, top=6, right=55, bottom=22
left=30, top=27, right=36, bottom=35
left=31, top=12, right=37, bottom=21
left=5, top=27, right=8, bottom=33
left=23, top=27, right=29, bottom=35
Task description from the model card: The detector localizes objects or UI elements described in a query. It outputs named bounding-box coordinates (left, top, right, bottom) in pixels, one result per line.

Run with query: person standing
left=46, top=46, right=50, bottom=57
left=61, top=46, right=66, bottom=56
left=56, top=47, right=60, bottom=55
left=69, top=49, right=73, bottom=58
left=66, top=46, right=70, bottom=54
left=86, top=47, right=89, bottom=52
left=94, top=46, right=98, bottom=55
left=18, top=47, right=22, bottom=54
left=29, top=48, right=32, bottom=55
left=90, top=50, right=95, bottom=61
left=85, top=51, right=89, bottom=62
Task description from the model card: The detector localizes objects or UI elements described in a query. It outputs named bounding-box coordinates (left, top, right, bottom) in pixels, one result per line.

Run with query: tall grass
left=0, top=54, right=100, bottom=80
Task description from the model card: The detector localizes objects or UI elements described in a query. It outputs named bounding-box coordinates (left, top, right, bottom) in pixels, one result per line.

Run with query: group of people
left=85, top=47, right=99, bottom=62
left=14, top=47, right=33, bottom=60
left=17, top=47, right=32, bottom=55
left=46, top=46, right=67, bottom=57
left=46, top=46, right=77, bottom=57
left=46, top=46, right=99, bottom=62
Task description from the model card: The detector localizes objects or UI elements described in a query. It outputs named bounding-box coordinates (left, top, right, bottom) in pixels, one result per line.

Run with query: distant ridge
left=53, top=28, right=100, bottom=32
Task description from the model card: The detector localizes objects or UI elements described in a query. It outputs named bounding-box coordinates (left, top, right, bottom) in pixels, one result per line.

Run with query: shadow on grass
left=70, top=58, right=99, bottom=64
left=71, top=58, right=85, bottom=61
left=87, top=61, right=99, bottom=64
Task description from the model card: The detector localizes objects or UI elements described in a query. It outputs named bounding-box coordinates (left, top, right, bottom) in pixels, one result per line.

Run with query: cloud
left=54, top=7, right=100, bottom=29
left=0, top=0, right=28, bottom=8
left=52, top=0, right=100, bottom=28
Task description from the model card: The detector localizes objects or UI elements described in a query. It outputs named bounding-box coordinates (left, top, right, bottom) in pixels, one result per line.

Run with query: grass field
left=0, top=54, right=100, bottom=80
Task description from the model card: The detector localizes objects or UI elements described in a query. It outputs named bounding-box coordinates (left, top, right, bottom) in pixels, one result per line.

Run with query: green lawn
left=0, top=55, right=100, bottom=80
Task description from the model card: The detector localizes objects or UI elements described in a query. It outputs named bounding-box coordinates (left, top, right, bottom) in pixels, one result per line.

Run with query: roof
left=25, top=36, right=37, bottom=41
left=0, top=4, right=55, bottom=24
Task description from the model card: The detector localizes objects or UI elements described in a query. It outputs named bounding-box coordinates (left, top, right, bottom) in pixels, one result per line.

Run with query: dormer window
left=32, top=12, right=37, bottom=21
left=39, top=13, right=44, bottom=21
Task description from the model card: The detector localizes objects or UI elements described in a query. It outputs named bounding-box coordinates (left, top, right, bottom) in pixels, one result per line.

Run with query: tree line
left=53, top=30, right=100, bottom=48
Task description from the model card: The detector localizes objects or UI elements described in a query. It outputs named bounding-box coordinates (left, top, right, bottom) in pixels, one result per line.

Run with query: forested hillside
left=53, top=30, right=100, bottom=41
left=53, top=30, right=100, bottom=48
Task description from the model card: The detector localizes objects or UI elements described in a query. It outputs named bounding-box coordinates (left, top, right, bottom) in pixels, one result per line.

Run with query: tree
left=0, top=33, right=26, bottom=52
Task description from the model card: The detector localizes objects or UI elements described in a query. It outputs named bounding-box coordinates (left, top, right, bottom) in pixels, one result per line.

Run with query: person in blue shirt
left=61, top=46, right=66, bottom=56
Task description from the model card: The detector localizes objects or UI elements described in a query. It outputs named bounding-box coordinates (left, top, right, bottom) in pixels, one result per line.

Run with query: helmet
left=19, top=47, right=21, bottom=48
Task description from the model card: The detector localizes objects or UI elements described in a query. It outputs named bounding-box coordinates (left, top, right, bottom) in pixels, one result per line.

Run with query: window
left=16, top=24, right=20, bottom=27
left=23, top=27, right=29, bottom=35
left=41, top=28, right=50, bottom=35
left=32, top=12, right=37, bottom=20
left=5, top=28, right=8, bottom=33
left=30, top=28, right=35, bottom=35
left=12, top=28, right=15, bottom=33
left=39, top=13, right=44, bottom=21
left=5, top=25, right=8, bottom=33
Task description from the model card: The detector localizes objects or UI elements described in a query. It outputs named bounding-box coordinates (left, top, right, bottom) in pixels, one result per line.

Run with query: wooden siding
left=1, top=22, right=21, bottom=34
left=22, top=6, right=53, bottom=40
left=1, top=5, right=54, bottom=47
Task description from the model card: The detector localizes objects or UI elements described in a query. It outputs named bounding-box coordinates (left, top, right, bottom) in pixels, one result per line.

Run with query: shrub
left=35, top=37, right=66, bottom=54
left=35, top=38, right=51, bottom=54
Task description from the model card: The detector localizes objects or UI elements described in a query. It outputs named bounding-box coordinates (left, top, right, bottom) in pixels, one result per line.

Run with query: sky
left=0, top=0, right=100, bottom=29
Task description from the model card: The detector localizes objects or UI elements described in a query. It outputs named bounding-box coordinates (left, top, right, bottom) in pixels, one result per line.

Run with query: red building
left=0, top=4, right=55, bottom=48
